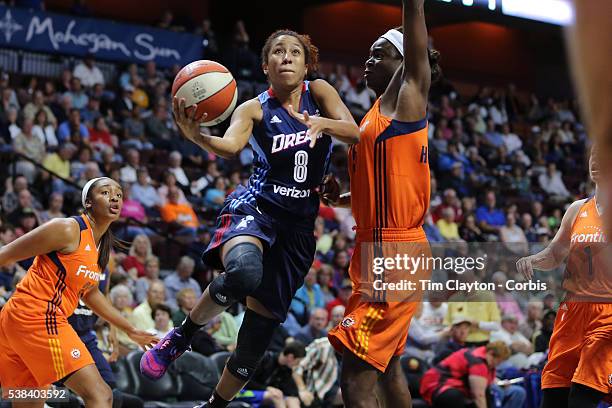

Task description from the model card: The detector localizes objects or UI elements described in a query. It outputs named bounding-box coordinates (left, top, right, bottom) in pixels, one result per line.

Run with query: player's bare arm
left=0, top=218, right=80, bottom=266
left=383, top=0, right=430, bottom=122
left=291, top=79, right=360, bottom=147
left=82, top=287, right=158, bottom=349
left=173, top=97, right=260, bottom=158
left=516, top=199, right=586, bottom=280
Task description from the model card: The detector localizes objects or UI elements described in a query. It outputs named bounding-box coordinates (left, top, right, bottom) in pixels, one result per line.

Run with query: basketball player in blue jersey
left=141, top=30, right=359, bottom=408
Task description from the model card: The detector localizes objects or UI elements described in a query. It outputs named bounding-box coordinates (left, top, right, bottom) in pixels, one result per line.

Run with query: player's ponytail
left=262, top=29, right=319, bottom=73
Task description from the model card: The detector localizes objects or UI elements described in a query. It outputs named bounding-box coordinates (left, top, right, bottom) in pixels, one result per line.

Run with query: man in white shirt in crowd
left=73, top=54, right=105, bottom=88
left=490, top=314, right=533, bottom=369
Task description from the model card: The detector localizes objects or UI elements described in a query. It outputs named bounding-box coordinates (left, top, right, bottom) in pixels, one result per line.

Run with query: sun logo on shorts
left=71, top=348, right=81, bottom=359
left=341, top=317, right=355, bottom=328
left=608, top=373, right=612, bottom=386
left=236, top=215, right=254, bottom=230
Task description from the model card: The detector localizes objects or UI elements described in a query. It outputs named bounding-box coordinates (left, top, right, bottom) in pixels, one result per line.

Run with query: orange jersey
left=564, top=197, right=612, bottom=301
left=349, top=98, right=430, bottom=232
left=6, top=215, right=103, bottom=331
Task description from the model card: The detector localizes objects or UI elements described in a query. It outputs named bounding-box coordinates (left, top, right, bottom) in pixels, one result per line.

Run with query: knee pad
left=208, top=243, right=263, bottom=306
left=226, top=308, right=280, bottom=381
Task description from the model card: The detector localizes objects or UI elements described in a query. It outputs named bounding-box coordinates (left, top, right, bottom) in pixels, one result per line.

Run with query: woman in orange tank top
left=0, top=177, right=157, bottom=408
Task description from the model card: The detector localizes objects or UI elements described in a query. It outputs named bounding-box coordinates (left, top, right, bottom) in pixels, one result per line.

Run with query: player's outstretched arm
left=516, top=199, right=584, bottom=279
left=291, top=79, right=359, bottom=147
left=0, top=218, right=79, bottom=266
left=173, top=97, right=257, bottom=158
left=393, top=0, right=430, bottom=122
left=82, top=288, right=158, bottom=350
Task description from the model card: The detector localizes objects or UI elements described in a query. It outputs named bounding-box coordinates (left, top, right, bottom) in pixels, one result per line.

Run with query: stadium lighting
left=501, top=0, right=574, bottom=25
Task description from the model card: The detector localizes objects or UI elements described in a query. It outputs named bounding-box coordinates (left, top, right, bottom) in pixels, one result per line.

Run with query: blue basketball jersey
left=232, top=81, right=332, bottom=220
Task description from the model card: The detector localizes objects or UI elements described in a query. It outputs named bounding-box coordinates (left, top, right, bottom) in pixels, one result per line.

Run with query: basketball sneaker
left=140, top=328, right=190, bottom=380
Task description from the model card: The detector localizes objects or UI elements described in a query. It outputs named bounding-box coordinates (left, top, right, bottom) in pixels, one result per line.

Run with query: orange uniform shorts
left=542, top=301, right=612, bottom=396
left=328, top=228, right=430, bottom=372
left=0, top=301, right=94, bottom=390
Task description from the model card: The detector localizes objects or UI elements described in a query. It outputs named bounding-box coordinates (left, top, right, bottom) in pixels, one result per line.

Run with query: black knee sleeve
left=208, top=243, right=263, bottom=306
left=568, top=383, right=605, bottom=408
left=226, top=308, right=280, bottom=381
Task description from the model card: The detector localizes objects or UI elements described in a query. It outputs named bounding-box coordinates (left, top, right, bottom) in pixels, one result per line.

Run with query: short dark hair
left=283, top=340, right=306, bottom=359
left=151, top=303, right=172, bottom=320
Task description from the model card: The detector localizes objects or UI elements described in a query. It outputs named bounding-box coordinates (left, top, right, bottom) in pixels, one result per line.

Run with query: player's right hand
left=127, top=328, right=159, bottom=351
left=516, top=256, right=534, bottom=280
left=172, top=97, right=208, bottom=142
left=317, top=174, right=340, bottom=205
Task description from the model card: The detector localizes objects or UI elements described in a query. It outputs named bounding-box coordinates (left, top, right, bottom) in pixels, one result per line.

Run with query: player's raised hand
left=172, top=97, right=208, bottom=142
left=516, top=256, right=534, bottom=281
left=287, top=104, right=324, bottom=148
left=127, top=328, right=160, bottom=351
left=317, top=174, right=340, bottom=205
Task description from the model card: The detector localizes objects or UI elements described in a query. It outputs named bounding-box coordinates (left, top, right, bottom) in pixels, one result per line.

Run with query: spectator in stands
left=420, top=297, right=448, bottom=332
left=291, top=267, right=325, bottom=325
left=117, top=183, right=152, bottom=239
left=114, top=85, right=134, bottom=122
left=168, top=151, right=190, bottom=187
left=122, top=105, right=151, bottom=150
left=158, top=171, right=188, bottom=205
left=432, top=316, right=471, bottom=365
left=77, top=161, right=102, bottom=188
left=131, top=280, right=166, bottom=331
left=2, top=175, right=29, bottom=214
left=459, top=214, right=486, bottom=242
left=130, top=168, right=160, bottom=213
left=42, top=143, right=76, bottom=192
left=57, top=108, right=89, bottom=144
left=345, top=79, right=374, bottom=119
left=295, top=307, right=328, bottom=346
left=423, top=210, right=445, bottom=243
left=237, top=341, right=306, bottom=408
left=519, top=300, right=543, bottom=341
left=39, top=192, right=65, bottom=224
left=446, top=270, right=501, bottom=346
left=499, top=213, right=529, bottom=255
left=436, top=207, right=461, bottom=241
left=109, top=284, right=138, bottom=354
left=204, top=176, right=228, bottom=211
left=196, top=19, right=219, bottom=59
left=134, top=255, right=160, bottom=304
left=119, top=148, right=140, bottom=184
left=32, top=108, right=58, bottom=148
left=145, top=104, right=173, bottom=148
left=538, top=162, right=571, bottom=201
left=293, top=338, right=340, bottom=408
left=14, top=208, right=39, bottom=238
left=223, top=20, right=258, bottom=80
left=326, top=278, right=351, bottom=317
left=73, top=54, right=105, bottom=88
left=64, top=77, right=88, bottom=110
left=328, top=305, right=345, bottom=332
left=406, top=303, right=450, bottom=362
left=209, top=311, right=239, bottom=352
left=490, top=314, right=533, bottom=369
left=534, top=309, right=556, bottom=353
left=151, top=303, right=173, bottom=337
left=0, top=106, right=19, bottom=145
left=172, top=287, right=197, bottom=327
left=12, top=118, right=45, bottom=183
left=475, top=190, right=505, bottom=237
left=71, top=146, right=94, bottom=181
left=491, top=271, right=525, bottom=323
left=88, top=116, right=115, bottom=152
left=80, top=96, right=102, bottom=128
left=420, top=342, right=516, bottom=408
left=501, top=123, right=522, bottom=154
left=160, top=186, right=200, bottom=237
left=317, top=265, right=336, bottom=304
left=23, top=90, right=56, bottom=125
left=163, top=256, right=202, bottom=310
left=433, top=188, right=463, bottom=223
left=122, top=234, right=152, bottom=279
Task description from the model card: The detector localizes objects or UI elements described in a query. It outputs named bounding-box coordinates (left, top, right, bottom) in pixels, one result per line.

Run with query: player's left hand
left=127, top=328, right=159, bottom=351
left=287, top=104, right=324, bottom=148
left=317, top=174, right=340, bottom=205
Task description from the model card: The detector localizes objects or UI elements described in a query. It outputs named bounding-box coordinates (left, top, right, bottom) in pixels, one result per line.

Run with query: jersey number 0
left=294, top=151, right=308, bottom=183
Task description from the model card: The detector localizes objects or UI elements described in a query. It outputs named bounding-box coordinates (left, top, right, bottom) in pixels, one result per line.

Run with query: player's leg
left=64, top=364, right=113, bottom=408
left=377, top=356, right=412, bottom=408
left=541, top=388, right=570, bottom=408
left=567, top=383, right=605, bottom=408
left=340, top=347, right=380, bottom=408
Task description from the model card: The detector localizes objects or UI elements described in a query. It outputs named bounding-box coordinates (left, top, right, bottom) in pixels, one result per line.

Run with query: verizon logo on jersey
left=271, top=131, right=323, bottom=154
left=273, top=184, right=311, bottom=198
left=76, top=265, right=103, bottom=281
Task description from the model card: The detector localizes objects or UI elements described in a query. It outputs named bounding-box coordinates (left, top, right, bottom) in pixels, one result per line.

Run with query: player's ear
left=262, top=62, right=268, bottom=76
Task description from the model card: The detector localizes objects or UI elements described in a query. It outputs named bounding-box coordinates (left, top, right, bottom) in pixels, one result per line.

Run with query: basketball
left=171, top=60, right=238, bottom=127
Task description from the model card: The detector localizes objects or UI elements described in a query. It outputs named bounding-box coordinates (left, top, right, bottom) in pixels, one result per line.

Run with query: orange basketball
left=171, top=60, right=238, bottom=127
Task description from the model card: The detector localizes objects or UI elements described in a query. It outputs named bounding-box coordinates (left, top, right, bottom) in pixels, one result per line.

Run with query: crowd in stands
left=0, top=5, right=595, bottom=407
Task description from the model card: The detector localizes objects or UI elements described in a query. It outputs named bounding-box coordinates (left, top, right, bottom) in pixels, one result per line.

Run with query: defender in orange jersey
left=323, top=1, right=442, bottom=407
left=517, top=146, right=612, bottom=407
left=0, top=177, right=156, bottom=407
